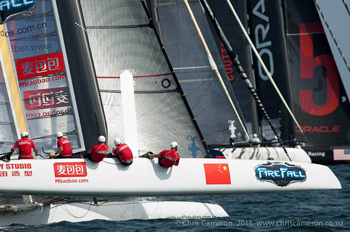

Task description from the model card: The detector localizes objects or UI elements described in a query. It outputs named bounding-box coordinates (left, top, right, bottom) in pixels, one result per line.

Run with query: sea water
left=0, top=164, right=349, bottom=231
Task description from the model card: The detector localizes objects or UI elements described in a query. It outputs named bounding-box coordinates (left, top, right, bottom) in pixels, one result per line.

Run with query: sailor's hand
left=3, top=154, right=11, bottom=162
left=35, top=153, right=40, bottom=156
left=140, top=152, right=151, bottom=159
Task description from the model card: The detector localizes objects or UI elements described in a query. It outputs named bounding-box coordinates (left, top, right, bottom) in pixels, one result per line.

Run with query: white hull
left=221, top=147, right=312, bottom=163
left=0, top=158, right=340, bottom=195
left=0, top=200, right=228, bottom=226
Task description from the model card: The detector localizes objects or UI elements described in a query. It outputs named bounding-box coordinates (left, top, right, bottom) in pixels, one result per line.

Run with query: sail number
left=299, top=22, right=339, bottom=116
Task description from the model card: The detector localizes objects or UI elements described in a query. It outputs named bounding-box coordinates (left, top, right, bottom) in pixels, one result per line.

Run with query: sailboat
left=211, top=0, right=350, bottom=164
left=0, top=0, right=342, bottom=225
left=0, top=0, right=231, bottom=224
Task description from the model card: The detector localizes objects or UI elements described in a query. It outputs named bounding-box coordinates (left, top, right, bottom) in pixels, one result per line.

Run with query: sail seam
left=86, top=24, right=150, bottom=29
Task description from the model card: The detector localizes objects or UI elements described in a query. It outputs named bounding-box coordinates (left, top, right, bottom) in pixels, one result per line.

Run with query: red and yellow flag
left=203, top=163, right=231, bottom=185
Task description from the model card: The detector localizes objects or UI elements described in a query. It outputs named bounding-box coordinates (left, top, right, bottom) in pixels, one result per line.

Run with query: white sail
left=315, top=0, right=350, bottom=104
left=1, top=0, right=85, bottom=154
left=79, top=0, right=208, bottom=157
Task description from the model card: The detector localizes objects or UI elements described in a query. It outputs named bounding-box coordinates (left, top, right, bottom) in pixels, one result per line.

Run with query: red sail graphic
left=16, top=52, right=65, bottom=80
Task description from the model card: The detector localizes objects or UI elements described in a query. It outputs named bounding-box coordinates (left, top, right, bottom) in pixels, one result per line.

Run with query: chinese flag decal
left=204, top=163, right=231, bottom=185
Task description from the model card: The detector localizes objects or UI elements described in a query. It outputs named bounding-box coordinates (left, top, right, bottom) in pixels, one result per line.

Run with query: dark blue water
left=1, top=164, right=349, bottom=231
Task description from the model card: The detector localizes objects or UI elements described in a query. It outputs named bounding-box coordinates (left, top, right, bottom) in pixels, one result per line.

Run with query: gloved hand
left=140, top=151, right=153, bottom=159
left=4, top=153, right=11, bottom=162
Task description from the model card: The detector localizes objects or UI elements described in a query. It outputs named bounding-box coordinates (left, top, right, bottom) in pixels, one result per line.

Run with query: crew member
left=149, top=142, right=180, bottom=168
left=85, top=135, right=109, bottom=163
left=8, top=131, right=39, bottom=159
left=55, top=131, right=72, bottom=158
left=112, top=138, right=133, bottom=166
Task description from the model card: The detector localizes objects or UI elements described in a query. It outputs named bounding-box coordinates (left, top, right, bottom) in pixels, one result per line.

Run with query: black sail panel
left=285, top=0, right=350, bottom=162
left=248, top=0, right=294, bottom=142
left=150, top=0, right=249, bottom=146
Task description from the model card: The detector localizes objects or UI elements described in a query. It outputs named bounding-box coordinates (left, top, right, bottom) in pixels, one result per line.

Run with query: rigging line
left=225, top=0, right=305, bottom=140
left=59, top=200, right=94, bottom=219
left=342, top=0, right=350, bottom=15
left=199, top=0, right=291, bottom=159
left=183, top=0, right=250, bottom=140
left=314, top=0, right=350, bottom=72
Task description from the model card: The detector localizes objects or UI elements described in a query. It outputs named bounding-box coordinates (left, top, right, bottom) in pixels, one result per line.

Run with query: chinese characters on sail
left=16, top=52, right=65, bottom=80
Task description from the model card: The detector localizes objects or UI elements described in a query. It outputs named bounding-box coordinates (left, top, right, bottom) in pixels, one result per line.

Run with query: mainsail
left=1, top=0, right=85, bottom=154
left=78, top=0, right=208, bottom=157
left=206, top=0, right=259, bottom=137
left=247, top=0, right=295, bottom=142
left=149, top=0, right=249, bottom=146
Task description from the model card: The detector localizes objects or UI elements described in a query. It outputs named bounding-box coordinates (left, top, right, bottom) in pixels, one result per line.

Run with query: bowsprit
left=255, top=162, right=307, bottom=187
left=0, top=0, right=36, bottom=24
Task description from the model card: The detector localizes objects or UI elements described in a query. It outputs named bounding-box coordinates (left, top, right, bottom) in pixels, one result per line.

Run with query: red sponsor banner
left=54, top=162, right=87, bottom=178
left=23, top=87, right=70, bottom=110
left=203, top=163, right=231, bottom=185
left=16, top=52, right=65, bottom=80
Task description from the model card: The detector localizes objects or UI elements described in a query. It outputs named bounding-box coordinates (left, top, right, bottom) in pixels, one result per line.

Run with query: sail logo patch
left=255, top=162, right=306, bottom=187
left=0, top=0, right=37, bottom=24
left=54, top=162, right=87, bottom=178
left=187, top=135, right=199, bottom=158
left=16, top=52, right=65, bottom=80
left=23, top=87, right=70, bottom=110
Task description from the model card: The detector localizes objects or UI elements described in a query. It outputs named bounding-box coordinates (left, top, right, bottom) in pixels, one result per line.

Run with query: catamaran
left=0, top=0, right=344, bottom=226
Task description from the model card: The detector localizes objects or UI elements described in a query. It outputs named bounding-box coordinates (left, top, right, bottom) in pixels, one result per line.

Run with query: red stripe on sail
left=97, top=73, right=172, bottom=79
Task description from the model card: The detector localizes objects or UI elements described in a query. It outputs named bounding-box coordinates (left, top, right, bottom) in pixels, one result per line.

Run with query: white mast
left=120, top=70, right=139, bottom=157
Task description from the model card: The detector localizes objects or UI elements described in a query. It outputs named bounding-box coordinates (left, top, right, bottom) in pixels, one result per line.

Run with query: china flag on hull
left=203, top=163, right=231, bottom=185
